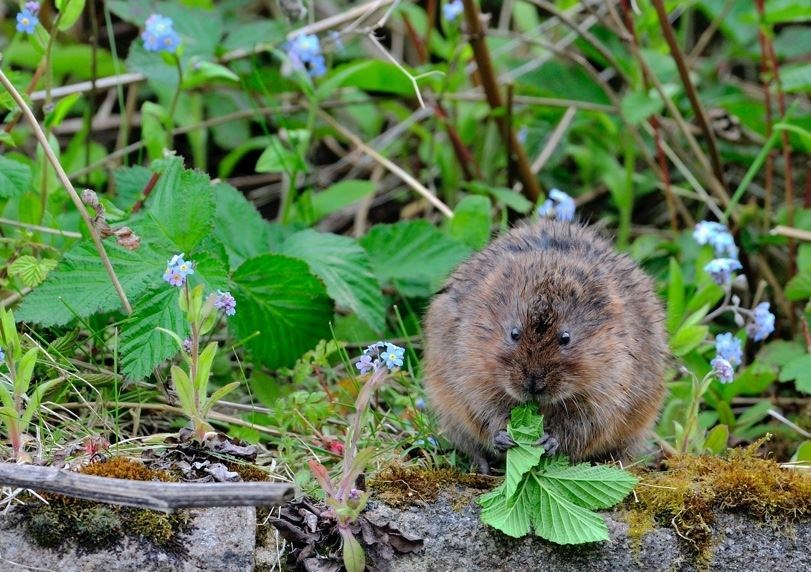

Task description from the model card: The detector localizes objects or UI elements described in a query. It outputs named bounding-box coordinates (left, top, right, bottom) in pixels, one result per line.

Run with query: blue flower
left=415, top=398, right=426, bottom=411
left=703, top=258, right=742, bottom=286
left=538, top=188, right=575, bottom=222
left=693, top=220, right=738, bottom=259
left=364, top=341, right=386, bottom=357
left=163, top=269, right=185, bottom=287
left=214, top=290, right=237, bottom=317
left=715, top=333, right=742, bottom=367
left=381, top=343, right=405, bottom=370
left=747, top=302, right=775, bottom=342
left=286, top=33, right=327, bottom=78
left=443, top=0, right=464, bottom=22
left=711, top=356, right=734, bottom=384
left=356, top=354, right=376, bottom=375
left=182, top=338, right=193, bottom=353
left=0, top=347, right=5, bottom=364
left=166, top=254, right=194, bottom=278
left=142, top=14, right=180, bottom=53
left=16, top=7, right=38, bottom=34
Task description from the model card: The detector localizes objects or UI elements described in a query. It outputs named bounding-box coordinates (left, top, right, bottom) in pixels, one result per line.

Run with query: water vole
left=423, top=219, right=667, bottom=473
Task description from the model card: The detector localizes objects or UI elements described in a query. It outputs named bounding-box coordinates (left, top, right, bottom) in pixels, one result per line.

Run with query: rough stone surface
left=0, top=506, right=255, bottom=572
left=365, top=497, right=810, bottom=572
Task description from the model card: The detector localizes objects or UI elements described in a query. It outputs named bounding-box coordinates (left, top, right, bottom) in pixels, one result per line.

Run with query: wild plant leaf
left=280, top=230, right=386, bottom=333
left=112, top=164, right=152, bottom=210
left=503, top=405, right=544, bottom=497
left=449, top=195, right=492, bottom=250
left=359, top=220, right=471, bottom=297
left=0, top=155, right=31, bottom=198
left=231, top=254, right=333, bottom=368
left=119, top=286, right=189, bottom=380
left=479, top=405, right=637, bottom=545
left=211, top=182, right=274, bottom=267
left=8, top=256, right=57, bottom=288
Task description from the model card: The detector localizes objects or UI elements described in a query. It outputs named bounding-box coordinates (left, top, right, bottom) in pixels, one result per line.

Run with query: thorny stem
left=0, top=69, right=132, bottom=315
left=650, top=0, right=727, bottom=192
left=460, top=0, right=541, bottom=202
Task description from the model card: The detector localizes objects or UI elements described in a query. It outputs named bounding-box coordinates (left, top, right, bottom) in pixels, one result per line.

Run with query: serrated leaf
left=119, top=286, right=189, bottom=380
left=146, top=157, right=215, bottom=253
left=211, top=183, right=273, bottom=267
left=112, top=165, right=152, bottom=209
left=0, top=155, right=32, bottom=198
left=16, top=241, right=161, bottom=326
left=531, top=470, right=610, bottom=544
left=8, top=256, right=57, bottom=288
left=280, top=230, right=386, bottom=333
left=503, top=405, right=544, bottom=497
left=449, top=195, right=492, bottom=250
left=538, top=457, right=638, bottom=510
left=479, top=473, right=537, bottom=538
left=231, top=254, right=333, bottom=368
left=778, top=353, right=811, bottom=393
left=359, top=220, right=471, bottom=297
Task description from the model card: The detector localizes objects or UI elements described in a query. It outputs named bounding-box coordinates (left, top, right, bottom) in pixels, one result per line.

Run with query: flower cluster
left=285, top=33, right=326, bottom=78
left=747, top=302, right=775, bottom=342
left=162, top=253, right=194, bottom=287
left=16, top=2, right=40, bottom=35
left=537, top=189, right=575, bottom=222
left=356, top=341, right=405, bottom=375
left=712, top=332, right=741, bottom=383
left=142, top=14, right=180, bottom=53
left=214, top=290, right=237, bottom=317
left=693, top=220, right=738, bottom=259
left=703, top=258, right=742, bottom=286
left=443, top=0, right=464, bottom=21
left=710, top=356, right=734, bottom=384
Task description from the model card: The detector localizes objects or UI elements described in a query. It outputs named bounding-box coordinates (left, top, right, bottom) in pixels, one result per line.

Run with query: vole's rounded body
left=423, top=220, right=667, bottom=471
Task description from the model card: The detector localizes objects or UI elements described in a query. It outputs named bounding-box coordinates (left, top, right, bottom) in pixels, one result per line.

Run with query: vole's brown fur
left=424, top=220, right=667, bottom=472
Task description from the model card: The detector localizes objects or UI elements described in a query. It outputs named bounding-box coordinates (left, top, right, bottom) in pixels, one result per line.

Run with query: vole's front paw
left=538, top=433, right=559, bottom=456
left=493, top=429, right=516, bottom=452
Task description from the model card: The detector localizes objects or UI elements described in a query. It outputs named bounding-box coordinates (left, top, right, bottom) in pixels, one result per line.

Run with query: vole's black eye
left=558, top=331, right=571, bottom=346
left=510, top=327, right=521, bottom=342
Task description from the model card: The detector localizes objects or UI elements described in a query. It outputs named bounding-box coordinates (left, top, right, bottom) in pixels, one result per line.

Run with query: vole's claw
left=538, top=433, right=559, bottom=456
left=493, top=429, right=516, bottom=452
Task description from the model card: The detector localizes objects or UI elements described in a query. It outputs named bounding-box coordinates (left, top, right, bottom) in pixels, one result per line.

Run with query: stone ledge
left=365, top=498, right=809, bottom=572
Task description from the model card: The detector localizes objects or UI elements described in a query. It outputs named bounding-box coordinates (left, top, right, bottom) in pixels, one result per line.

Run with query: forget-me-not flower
left=214, top=290, right=237, bottom=317
left=538, top=189, right=575, bottom=222
left=693, top=220, right=738, bottom=259
left=443, top=0, right=464, bottom=22
left=381, top=343, right=405, bottom=370
left=286, top=33, right=327, bottom=78
left=711, top=356, right=734, bottom=384
left=142, top=14, right=181, bottom=53
left=704, top=258, right=743, bottom=286
left=715, top=332, right=742, bottom=367
left=16, top=3, right=39, bottom=34
left=747, top=302, right=775, bottom=342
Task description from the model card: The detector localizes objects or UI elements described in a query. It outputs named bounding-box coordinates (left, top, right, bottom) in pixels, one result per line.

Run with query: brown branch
left=433, top=102, right=483, bottom=180
left=0, top=463, right=294, bottom=511
left=650, top=0, right=727, bottom=192
left=460, top=0, right=541, bottom=202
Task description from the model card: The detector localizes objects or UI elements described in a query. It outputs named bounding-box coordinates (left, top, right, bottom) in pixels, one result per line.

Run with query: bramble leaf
left=503, top=404, right=544, bottom=497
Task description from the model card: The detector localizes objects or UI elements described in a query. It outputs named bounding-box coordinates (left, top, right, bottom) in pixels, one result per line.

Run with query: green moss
left=626, top=443, right=811, bottom=566
left=27, top=509, right=66, bottom=547
left=75, top=507, right=122, bottom=548
left=369, top=464, right=497, bottom=508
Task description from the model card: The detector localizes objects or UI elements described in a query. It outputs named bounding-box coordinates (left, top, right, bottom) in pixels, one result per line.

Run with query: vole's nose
left=524, top=374, right=546, bottom=394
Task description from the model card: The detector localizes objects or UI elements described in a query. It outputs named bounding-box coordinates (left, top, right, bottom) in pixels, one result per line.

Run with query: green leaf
left=112, top=165, right=152, bottom=210
left=765, top=2, right=811, bottom=24
left=475, top=185, right=533, bottom=214
left=786, top=270, right=811, bottom=300
left=479, top=473, right=536, bottom=538
left=119, top=286, right=189, bottom=380
left=292, top=180, right=376, bottom=224
left=620, top=90, right=664, bottom=125
left=211, top=183, right=274, bottom=267
left=530, top=469, right=610, bottom=544
left=17, top=241, right=160, bottom=326
left=733, top=400, right=773, bottom=435
left=146, top=157, right=215, bottom=253
left=359, top=221, right=471, bottom=297
left=778, top=353, right=811, bottom=393
left=280, top=230, right=386, bottom=333
left=255, top=133, right=308, bottom=174
left=539, top=457, right=638, bottom=510
left=201, top=381, right=241, bottom=417
left=8, top=256, right=57, bottom=288
left=231, top=254, right=333, bottom=368
left=503, top=404, right=544, bottom=497
left=449, top=196, right=492, bottom=250
left=141, top=101, right=169, bottom=161
left=791, top=440, right=811, bottom=463
left=171, top=365, right=196, bottom=417
left=44, top=93, right=81, bottom=129
left=56, top=0, right=86, bottom=30
left=666, top=257, right=685, bottom=335
left=670, top=324, right=709, bottom=357
left=15, top=348, right=38, bottom=395
left=317, top=60, right=417, bottom=100
left=182, top=61, right=239, bottom=89
left=0, top=155, right=32, bottom=198
left=340, top=529, right=366, bottom=572
left=703, top=424, right=729, bottom=455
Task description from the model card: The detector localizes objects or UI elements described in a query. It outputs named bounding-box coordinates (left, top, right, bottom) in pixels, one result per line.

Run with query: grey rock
left=365, top=497, right=809, bottom=572
left=0, top=506, right=255, bottom=572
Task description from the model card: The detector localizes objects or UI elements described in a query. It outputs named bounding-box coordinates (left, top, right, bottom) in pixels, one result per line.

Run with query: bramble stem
left=0, top=69, right=132, bottom=315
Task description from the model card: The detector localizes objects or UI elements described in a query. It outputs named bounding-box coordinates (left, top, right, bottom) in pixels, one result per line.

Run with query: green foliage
left=479, top=405, right=637, bottom=545
left=0, top=156, right=32, bottom=198
left=360, top=220, right=471, bottom=297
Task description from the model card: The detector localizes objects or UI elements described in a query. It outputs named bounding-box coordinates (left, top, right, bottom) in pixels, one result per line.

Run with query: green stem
left=723, top=123, right=811, bottom=221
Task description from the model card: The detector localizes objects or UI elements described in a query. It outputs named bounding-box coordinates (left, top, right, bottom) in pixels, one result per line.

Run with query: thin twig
left=0, top=69, right=132, bottom=315
left=530, top=107, right=576, bottom=174
left=650, top=0, right=727, bottom=191
left=317, top=108, right=454, bottom=218
left=461, top=0, right=541, bottom=201
left=0, top=218, right=82, bottom=238
left=771, top=226, right=811, bottom=242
